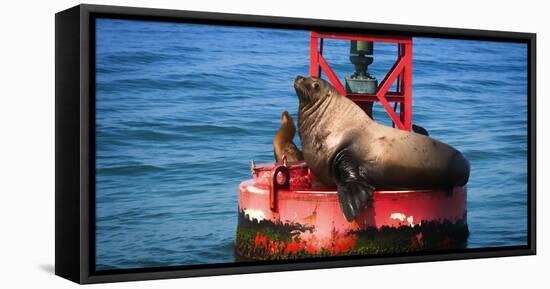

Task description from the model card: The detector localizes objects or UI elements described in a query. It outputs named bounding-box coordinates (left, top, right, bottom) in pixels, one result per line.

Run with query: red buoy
left=236, top=160, right=467, bottom=260
left=235, top=32, right=468, bottom=260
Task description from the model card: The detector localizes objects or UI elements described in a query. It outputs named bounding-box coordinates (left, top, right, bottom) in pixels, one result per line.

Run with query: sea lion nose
left=295, top=76, right=305, bottom=83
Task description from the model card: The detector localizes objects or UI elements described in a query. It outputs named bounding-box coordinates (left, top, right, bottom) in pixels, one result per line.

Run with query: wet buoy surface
left=236, top=161, right=468, bottom=260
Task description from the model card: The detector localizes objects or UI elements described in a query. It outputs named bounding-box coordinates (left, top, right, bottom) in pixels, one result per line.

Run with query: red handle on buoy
left=270, top=156, right=290, bottom=212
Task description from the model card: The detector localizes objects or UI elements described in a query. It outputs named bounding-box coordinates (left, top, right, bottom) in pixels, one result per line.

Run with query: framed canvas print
left=55, top=4, right=536, bottom=284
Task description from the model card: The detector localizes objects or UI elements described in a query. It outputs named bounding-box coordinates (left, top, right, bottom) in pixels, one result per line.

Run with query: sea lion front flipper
left=331, top=148, right=375, bottom=222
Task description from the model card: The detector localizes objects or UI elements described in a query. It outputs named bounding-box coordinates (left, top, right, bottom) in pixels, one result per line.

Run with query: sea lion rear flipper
left=412, top=124, right=429, bottom=136
left=332, top=148, right=375, bottom=222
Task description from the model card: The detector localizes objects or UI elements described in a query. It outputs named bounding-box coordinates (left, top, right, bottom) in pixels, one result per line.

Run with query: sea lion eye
left=311, top=82, right=319, bottom=90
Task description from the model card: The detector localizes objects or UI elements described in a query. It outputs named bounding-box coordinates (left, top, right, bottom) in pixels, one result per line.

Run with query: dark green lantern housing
left=345, top=40, right=378, bottom=94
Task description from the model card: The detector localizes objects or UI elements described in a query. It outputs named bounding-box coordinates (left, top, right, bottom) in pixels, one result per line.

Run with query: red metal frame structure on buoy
left=310, top=31, right=413, bottom=131
left=235, top=32, right=468, bottom=261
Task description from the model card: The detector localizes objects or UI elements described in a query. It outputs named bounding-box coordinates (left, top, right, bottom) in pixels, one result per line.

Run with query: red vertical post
left=398, top=44, right=405, bottom=127
left=400, top=102, right=405, bottom=126
left=403, top=42, right=413, bottom=131
left=310, top=33, right=319, bottom=77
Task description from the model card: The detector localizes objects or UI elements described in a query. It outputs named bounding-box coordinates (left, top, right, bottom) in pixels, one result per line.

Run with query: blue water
left=95, top=18, right=528, bottom=270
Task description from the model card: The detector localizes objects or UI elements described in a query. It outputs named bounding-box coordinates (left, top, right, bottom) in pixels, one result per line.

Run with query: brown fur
left=273, top=111, right=304, bottom=162
left=294, top=76, right=470, bottom=189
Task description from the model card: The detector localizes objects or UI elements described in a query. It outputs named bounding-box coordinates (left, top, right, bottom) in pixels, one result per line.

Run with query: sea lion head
left=280, top=111, right=296, bottom=136
left=294, top=76, right=333, bottom=108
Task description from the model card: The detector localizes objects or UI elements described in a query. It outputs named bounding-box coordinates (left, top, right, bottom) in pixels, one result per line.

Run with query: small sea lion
left=273, top=111, right=304, bottom=163
left=294, top=76, right=470, bottom=221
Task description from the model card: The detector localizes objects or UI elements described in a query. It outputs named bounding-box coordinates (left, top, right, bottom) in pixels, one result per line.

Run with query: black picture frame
left=55, top=3, right=536, bottom=284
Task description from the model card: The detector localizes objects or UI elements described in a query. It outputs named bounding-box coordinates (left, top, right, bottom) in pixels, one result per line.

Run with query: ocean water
left=95, top=18, right=528, bottom=270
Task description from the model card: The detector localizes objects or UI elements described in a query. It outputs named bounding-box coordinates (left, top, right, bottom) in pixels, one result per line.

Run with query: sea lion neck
left=298, top=87, right=334, bottom=118
left=298, top=89, right=376, bottom=137
left=297, top=91, right=338, bottom=142
left=298, top=97, right=322, bottom=123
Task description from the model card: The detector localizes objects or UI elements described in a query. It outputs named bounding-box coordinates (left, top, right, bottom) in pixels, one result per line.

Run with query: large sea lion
left=273, top=111, right=304, bottom=163
left=294, top=76, right=470, bottom=221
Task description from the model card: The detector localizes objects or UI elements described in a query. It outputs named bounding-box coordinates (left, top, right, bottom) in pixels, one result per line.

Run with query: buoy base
left=235, top=210, right=468, bottom=261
